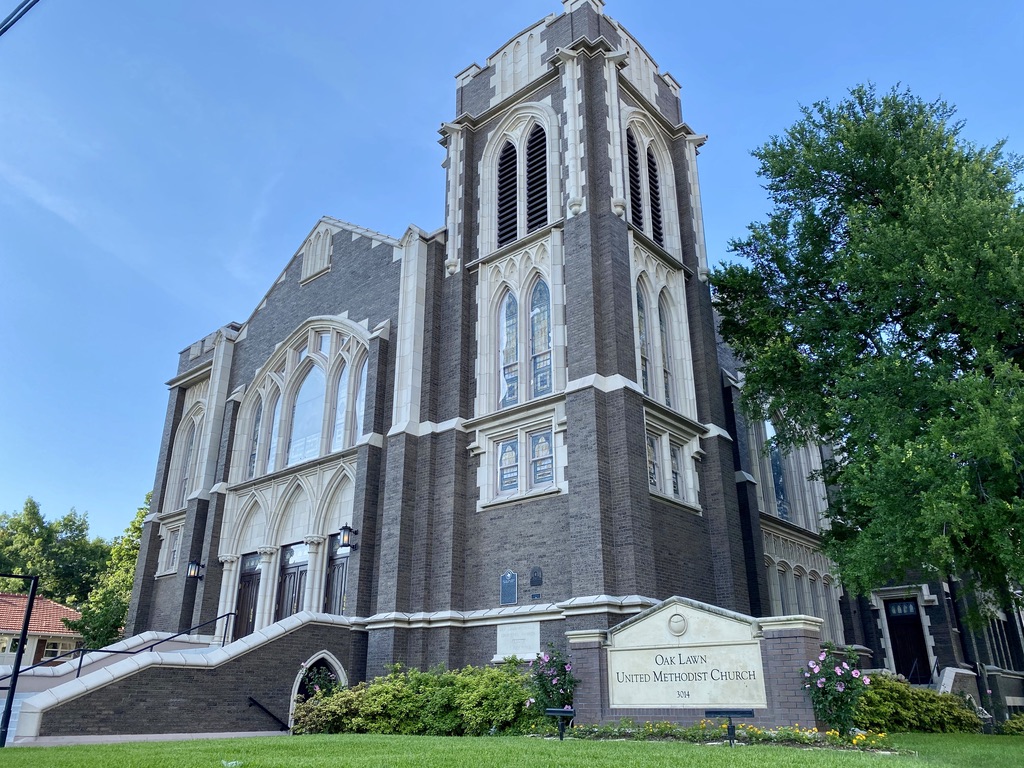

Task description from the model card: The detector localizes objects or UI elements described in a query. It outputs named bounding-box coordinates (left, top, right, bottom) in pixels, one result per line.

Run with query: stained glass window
left=499, top=292, right=519, bottom=407
left=530, top=280, right=552, bottom=398
left=331, top=365, right=350, bottom=452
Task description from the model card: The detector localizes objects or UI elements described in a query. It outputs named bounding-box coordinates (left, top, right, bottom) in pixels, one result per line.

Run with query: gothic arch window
left=165, top=406, right=205, bottom=514
left=300, top=225, right=334, bottom=281
left=495, top=124, right=548, bottom=248
left=498, top=289, right=519, bottom=407
left=234, top=323, right=370, bottom=482
left=624, top=120, right=677, bottom=252
left=496, top=276, right=552, bottom=408
left=287, top=365, right=326, bottom=467
left=658, top=291, right=675, bottom=409
left=636, top=285, right=651, bottom=397
left=246, top=398, right=263, bottom=480
left=481, top=106, right=560, bottom=256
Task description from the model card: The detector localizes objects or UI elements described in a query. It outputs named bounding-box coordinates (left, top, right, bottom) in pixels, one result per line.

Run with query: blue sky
left=1, top=0, right=1021, bottom=540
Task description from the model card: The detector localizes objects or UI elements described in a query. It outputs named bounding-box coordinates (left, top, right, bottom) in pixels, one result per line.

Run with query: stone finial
left=563, top=0, right=605, bottom=15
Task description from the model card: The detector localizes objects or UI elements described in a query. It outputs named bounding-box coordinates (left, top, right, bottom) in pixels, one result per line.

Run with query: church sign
left=606, top=597, right=767, bottom=709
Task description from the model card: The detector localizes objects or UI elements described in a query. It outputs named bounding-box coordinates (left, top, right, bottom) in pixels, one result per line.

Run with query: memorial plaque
left=500, top=569, right=518, bottom=606
left=607, top=597, right=767, bottom=709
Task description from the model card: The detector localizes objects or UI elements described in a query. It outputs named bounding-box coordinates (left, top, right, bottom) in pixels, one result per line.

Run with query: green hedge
left=854, top=673, right=982, bottom=733
left=999, top=713, right=1024, bottom=735
left=292, top=662, right=543, bottom=736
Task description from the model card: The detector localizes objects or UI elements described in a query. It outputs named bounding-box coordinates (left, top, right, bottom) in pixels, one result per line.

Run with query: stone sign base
left=568, top=596, right=822, bottom=728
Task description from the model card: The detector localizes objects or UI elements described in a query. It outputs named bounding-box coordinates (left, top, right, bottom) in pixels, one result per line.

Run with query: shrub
left=1001, top=713, right=1024, bottom=735
left=854, top=673, right=982, bottom=733
left=801, top=643, right=870, bottom=734
left=292, top=660, right=539, bottom=736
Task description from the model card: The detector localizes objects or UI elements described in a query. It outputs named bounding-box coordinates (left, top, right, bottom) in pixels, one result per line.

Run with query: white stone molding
left=555, top=48, right=585, bottom=217
left=391, top=228, right=429, bottom=435
left=487, top=20, right=551, bottom=107
left=605, top=50, right=629, bottom=217
left=684, top=135, right=710, bottom=281
left=440, top=122, right=466, bottom=275
left=563, top=0, right=604, bottom=13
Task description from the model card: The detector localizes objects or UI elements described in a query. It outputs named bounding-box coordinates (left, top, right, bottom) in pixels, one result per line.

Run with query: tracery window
left=237, top=324, right=369, bottom=481
left=635, top=281, right=682, bottom=410
left=497, top=278, right=552, bottom=408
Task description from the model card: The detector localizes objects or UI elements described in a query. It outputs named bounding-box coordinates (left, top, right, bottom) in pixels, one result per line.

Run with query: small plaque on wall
left=500, top=570, right=518, bottom=606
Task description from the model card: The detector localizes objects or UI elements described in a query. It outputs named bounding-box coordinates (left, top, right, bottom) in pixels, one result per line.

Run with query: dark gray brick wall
left=38, top=622, right=365, bottom=737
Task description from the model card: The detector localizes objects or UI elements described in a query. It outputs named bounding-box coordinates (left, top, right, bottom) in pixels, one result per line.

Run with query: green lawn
left=1, top=733, right=1020, bottom=768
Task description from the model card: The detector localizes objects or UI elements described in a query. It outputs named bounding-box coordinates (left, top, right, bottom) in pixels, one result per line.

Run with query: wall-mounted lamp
left=186, top=560, right=206, bottom=580
left=340, top=523, right=360, bottom=552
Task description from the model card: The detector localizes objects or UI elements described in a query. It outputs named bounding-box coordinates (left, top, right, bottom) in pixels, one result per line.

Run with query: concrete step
left=0, top=692, right=34, bottom=743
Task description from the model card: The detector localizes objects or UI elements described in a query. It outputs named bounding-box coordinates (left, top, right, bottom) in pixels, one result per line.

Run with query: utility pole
left=0, top=574, right=39, bottom=748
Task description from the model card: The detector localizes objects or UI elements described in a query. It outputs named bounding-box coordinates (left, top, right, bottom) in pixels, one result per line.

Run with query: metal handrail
left=248, top=696, right=289, bottom=731
left=0, top=612, right=236, bottom=683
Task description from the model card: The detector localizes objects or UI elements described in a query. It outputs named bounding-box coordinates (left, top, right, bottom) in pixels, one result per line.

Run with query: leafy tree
left=712, top=85, right=1024, bottom=601
left=0, top=497, right=111, bottom=605
left=63, top=494, right=149, bottom=648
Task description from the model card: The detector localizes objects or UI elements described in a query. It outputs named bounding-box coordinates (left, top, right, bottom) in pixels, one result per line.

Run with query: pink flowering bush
left=529, top=644, right=579, bottom=711
left=802, top=643, right=870, bottom=734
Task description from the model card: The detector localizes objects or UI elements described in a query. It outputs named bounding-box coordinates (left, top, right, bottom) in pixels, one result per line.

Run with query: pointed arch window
left=354, top=357, right=368, bottom=438
left=176, top=420, right=198, bottom=510
left=266, top=395, right=282, bottom=473
left=637, top=287, right=651, bottom=396
left=493, top=123, right=549, bottom=250
left=658, top=292, right=674, bottom=409
left=330, top=365, right=350, bottom=453
left=497, top=278, right=552, bottom=408
left=247, top=398, right=263, bottom=479
left=237, top=325, right=371, bottom=481
left=626, top=126, right=666, bottom=248
left=530, top=280, right=552, bottom=398
left=499, top=291, right=519, bottom=407
left=287, top=366, right=326, bottom=466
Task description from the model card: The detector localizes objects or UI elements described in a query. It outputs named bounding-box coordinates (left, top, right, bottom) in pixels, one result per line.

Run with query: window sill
left=480, top=485, right=562, bottom=510
left=154, top=568, right=179, bottom=579
left=648, top=489, right=702, bottom=515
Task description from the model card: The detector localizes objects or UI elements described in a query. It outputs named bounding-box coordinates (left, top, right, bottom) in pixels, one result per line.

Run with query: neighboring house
left=121, top=0, right=1023, bottom=723
left=0, top=593, right=82, bottom=668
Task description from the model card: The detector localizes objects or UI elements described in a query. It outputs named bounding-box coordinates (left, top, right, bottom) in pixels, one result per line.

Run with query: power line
left=0, top=0, right=43, bottom=39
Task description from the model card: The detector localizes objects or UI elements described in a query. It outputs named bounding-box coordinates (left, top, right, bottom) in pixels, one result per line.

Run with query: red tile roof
left=0, top=593, right=81, bottom=637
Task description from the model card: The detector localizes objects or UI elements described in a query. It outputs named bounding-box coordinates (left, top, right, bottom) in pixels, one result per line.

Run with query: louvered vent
left=525, top=125, right=548, bottom=233
left=627, top=129, right=644, bottom=230
left=647, top=147, right=664, bottom=246
left=496, top=141, right=518, bottom=247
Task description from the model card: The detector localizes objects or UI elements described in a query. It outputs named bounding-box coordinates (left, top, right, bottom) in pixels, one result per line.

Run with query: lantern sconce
left=186, top=560, right=206, bottom=580
left=340, top=523, right=360, bottom=552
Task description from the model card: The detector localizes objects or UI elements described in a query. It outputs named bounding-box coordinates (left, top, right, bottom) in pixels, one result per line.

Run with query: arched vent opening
left=525, top=125, right=548, bottom=233
left=627, top=129, right=644, bottom=230
left=647, top=146, right=664, bottom=247
left=496, top=141, right=518, bottom=247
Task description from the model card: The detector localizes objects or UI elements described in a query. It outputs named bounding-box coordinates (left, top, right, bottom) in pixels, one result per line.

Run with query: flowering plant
left=802, top=643, right=870, bottom=734
left=528, top=644, right=579, bottom=711
left=299, top=662, right=340, bottom=698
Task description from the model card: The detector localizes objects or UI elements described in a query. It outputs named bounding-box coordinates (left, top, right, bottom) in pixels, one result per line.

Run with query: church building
left=116, top=0, right=1022, bottom=729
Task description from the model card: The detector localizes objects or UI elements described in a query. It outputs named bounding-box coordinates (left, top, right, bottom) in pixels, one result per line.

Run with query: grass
left=0, top=732, right=1020, bottom=768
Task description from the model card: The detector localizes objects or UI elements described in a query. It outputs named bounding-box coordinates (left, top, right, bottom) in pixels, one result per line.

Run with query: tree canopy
left=63, top=494, right=148, bottom=648
left=0, top=497, right=111, bottom=605
left=712, top=85, right=1024, bottom=601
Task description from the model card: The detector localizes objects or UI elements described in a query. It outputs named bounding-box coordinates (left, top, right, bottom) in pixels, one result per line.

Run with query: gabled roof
left=0, top=593, right=81, bottom=637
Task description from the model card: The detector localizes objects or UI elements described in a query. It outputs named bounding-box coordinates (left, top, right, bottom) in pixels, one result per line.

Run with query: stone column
left=255, top=546, right=279, bottom=630
left=215, top=554, right=239, bottom=643
left=304, top=536, right=326, bottom=613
